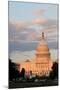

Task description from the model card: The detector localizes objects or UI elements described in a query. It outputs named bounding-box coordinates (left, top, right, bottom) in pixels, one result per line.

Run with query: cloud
left=43, top=19, right=58, bottom=28
left=9, top=19, right=57, bottom=32
left=26, top=31, right=37, bottom=41
left=39, top=19, right=58, bottom=41
left=9, top=49, right=58, bottom=63
left=9, top=21, right=30, bottom=29
left=9, top=22, right=37, bottom=42
left=32, top=18, right=47, bottom=25
left=9, top=39, right=58, bottom=55
left=33, top=8, right=46, bottom=16
left=9, top=18, right=58, bottom=54
left=9, top=19, right=58, bottom=42
left=10, top=50, right=35, bottom=63
left=50, top=49, right=58, bottom=60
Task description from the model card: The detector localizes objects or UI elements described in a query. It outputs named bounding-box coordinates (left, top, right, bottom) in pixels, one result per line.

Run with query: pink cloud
left=33, top=9, right=46, bottom=15
left=26, top=32, right=36, bottom=41
left=32, top=18, right=47, bottom=25
left=9, top=21, right=32, bottom=30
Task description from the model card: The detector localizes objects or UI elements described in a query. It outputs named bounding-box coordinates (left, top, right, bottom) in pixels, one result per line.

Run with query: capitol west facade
left=20, top=32, right=53, bottom=76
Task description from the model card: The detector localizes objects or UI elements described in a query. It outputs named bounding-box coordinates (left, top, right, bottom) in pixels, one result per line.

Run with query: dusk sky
left=9, top=2, right=58, bottom=63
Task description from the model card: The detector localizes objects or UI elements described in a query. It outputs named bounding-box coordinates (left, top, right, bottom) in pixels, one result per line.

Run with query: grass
left=9, top=79, right=58, bottom=89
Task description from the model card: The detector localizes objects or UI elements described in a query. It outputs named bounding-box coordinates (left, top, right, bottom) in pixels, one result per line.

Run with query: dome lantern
left=42, top=32, right=44, bottom=39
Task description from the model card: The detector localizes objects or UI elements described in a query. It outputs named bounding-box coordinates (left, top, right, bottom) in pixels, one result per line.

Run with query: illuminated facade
left=20, top=32, right=53, bottom=76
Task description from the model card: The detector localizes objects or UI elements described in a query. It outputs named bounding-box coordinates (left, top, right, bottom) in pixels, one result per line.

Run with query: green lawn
left=9, top=79, right=58, bottom=89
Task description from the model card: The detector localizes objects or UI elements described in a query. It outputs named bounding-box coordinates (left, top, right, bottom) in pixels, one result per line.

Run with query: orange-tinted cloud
left=32, top=18, right=47, bottom=25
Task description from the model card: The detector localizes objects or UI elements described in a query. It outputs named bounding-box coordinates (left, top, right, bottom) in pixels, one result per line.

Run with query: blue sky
left=9, top=2, right=58, bottom=22
left=9, top=1, right=58, bottom=63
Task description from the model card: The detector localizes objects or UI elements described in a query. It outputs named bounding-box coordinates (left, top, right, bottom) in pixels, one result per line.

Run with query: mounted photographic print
left=8, top=1, right=59, bottom=89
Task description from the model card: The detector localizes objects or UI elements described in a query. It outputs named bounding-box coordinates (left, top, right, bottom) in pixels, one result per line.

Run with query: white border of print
left=0, top=0, right=60, bottom=90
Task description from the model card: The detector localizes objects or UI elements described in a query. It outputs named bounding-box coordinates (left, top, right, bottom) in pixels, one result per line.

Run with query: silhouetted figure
left=20, top=68, right=25, bottom=79
left=29, top=71, right=33, bottom=79
left=49, top=62, right=58, bottom=79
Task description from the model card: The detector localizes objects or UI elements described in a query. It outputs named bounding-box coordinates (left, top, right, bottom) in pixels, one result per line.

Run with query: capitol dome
left=36, top=32, right=50, bottom=55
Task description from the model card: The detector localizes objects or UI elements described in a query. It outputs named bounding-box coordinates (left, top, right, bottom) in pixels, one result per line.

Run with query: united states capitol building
left=20, top=32, right=53, bottom=76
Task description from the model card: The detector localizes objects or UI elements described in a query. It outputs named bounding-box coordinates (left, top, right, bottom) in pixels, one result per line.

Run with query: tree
left=9, top=59, right=20, bottom=81
left=49, top=62, right=58, bottom=79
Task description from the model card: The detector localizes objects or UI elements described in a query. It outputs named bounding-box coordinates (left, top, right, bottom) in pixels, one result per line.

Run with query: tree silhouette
left=9, top=59, right=20, bottom=81
left=49, top=62, right=58, bottom=79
